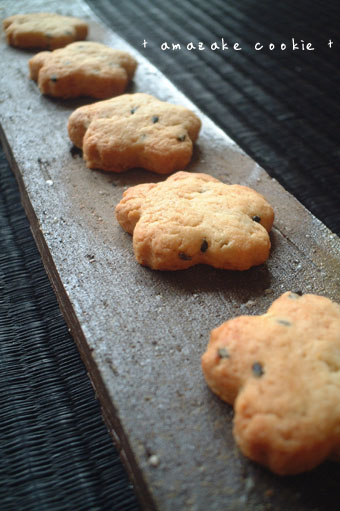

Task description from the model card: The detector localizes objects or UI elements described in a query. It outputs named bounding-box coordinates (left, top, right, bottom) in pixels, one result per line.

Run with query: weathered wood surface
left=1, top=1, right=340, bottom=510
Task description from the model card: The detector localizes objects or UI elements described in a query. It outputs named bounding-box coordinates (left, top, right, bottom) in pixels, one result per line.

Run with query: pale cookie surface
left=115, top=171, right=274, bottom=270
left=202, top=292, right=340, bottom=475
left=29, top=41, right=137, bottom=99
left=3, top=13, right=88, bottom=50
left=68, top=93, right=201, bottom=173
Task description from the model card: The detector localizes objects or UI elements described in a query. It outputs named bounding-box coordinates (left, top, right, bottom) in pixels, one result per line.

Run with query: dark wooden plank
left=1, top=2, right=340, bottom=510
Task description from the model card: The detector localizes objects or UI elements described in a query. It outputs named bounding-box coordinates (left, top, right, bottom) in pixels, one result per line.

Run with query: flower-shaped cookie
left=29, top=41, right=137, bottom=99
left=115, top=171, right=274, bottom=270
left=3, top=13, right=88, bottom=50
left=202, top=292, right=340, bottom=475
left=68, top=93, right=201, bottom=173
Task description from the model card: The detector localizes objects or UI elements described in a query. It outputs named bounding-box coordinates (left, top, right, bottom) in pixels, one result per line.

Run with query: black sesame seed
left=252, top=362, right=264, bottom=377
left=252, top=215, right=261, bottom=223
left=276, top=319, right=292, bottom=326
left=152, top=116, right=159, bottom=123
left=177, top=134, right=186, bottom=141
left=130, top=107, right=137, bottom=114
left=218, top=347, right=230, bottom=359
left=200, top=240, right=208, bottom=253
left=178, top=252, right=192, bottom=261
left=50, top=75, right=58, bottom=82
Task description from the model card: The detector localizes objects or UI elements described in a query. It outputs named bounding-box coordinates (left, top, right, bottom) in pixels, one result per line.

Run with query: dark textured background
left=1, top=1, right=339, bottom=510
left=86, top=0, right=340, bottom=235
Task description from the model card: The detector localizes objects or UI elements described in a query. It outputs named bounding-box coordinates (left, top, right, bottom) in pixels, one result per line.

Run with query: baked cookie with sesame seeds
left=68, top=93, right=201, bottom=173
left=29, top=41, right=137, bottom=99
left=115, top=171, right=274, bottom=270
left=3, top=13, right=88, bottom=50
left=202, top=291, right=340, bottom=475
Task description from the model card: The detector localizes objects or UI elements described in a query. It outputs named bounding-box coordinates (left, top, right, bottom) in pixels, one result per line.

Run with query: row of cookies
left=5, top=14, right=274, bottom=271
left=4, top=12, right=340, bottom=477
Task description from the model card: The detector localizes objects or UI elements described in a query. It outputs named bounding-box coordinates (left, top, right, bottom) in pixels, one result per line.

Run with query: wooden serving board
left=1, top=1, right=340, bottom=510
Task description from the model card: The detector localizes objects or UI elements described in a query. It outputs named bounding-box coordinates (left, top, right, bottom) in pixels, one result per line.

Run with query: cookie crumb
left=148, top=455, right=160, bottom=467
left=246, top=299, right=256, bottom=306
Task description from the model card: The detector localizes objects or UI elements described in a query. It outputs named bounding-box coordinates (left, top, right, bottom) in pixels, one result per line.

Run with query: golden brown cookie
left=68, top=93, right=201, bottom=173
left=202, top=292, right=340, bottom=475
left=3, top=13, right=88, bottom=50
left=29, top=41, right=137, bottom=99
left=115, top=171, right=274, bottom=270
